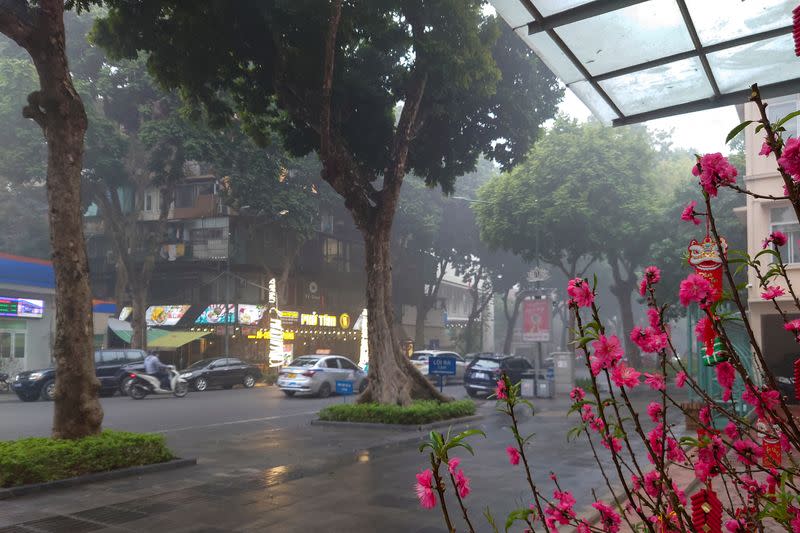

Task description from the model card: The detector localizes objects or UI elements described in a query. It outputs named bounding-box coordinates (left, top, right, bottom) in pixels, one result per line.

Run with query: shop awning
left=146, top=331, right=210, bottom=349
left=108, top=318, right=208, bottom=349
left=492, top=0, right=798, bottom=125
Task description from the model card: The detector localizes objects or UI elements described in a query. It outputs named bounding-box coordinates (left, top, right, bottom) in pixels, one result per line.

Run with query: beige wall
left=743, top=95, right=800, bottom=374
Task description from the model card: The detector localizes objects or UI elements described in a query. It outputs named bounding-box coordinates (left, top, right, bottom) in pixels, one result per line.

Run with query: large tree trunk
left=502, top=290, right=523, bottom=355
left=21, top=1, right=103, bottom=438
left=129, top=282, right=148, bottom=349
left=358, top=226, right=446, bottom=405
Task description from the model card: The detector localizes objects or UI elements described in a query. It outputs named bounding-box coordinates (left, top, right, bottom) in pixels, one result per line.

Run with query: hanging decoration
left=691, top=487, right=722, bottom=533
left=794, top=358, right=800, bottom=401
left=688, top=235, right=728, bottom=365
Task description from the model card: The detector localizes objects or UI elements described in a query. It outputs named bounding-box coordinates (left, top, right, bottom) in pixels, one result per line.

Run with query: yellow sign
left=247, top=330, right=295, bottom=341
left=339, top=313, right=351, bottom=330
left=300, top=312, right=337, bottom=328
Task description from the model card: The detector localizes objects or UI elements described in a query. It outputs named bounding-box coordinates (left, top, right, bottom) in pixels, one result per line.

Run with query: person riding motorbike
left=144, top=352, right=170, bottom=390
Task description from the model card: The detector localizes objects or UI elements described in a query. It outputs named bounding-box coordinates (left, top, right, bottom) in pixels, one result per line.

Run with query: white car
left=410, top=350, right=466, bottom=383
left=277, top=355, right=367, bottom=397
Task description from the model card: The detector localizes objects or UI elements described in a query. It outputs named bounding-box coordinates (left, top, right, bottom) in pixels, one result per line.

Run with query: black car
left=12, top=349, right=146, bottom=402
left=464, top=354, right=533, bottom=398
left=179, top=357, right=262, bottom=391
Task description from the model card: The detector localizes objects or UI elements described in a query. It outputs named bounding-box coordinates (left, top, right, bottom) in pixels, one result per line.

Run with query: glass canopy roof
left=491, top=0, right=798, bottom=126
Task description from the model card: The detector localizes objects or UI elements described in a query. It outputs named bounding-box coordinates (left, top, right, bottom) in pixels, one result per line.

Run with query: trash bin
left=521, top=371, right=535, bottom=398
left=536, top=372, right=553, bottom=398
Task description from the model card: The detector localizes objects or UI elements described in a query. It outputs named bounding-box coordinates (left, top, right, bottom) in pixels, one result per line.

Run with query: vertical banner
left=268, top=278, right=284, bottom=367
left=522, top=298, right=550, bottom=342
left=357, top=308, right=369, bottom=369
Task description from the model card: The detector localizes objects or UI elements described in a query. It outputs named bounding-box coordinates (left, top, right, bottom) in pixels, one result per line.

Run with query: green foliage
left=419, top=427, right=486, bottom=457
left=93, top=1, right=561, bottom=190
left=318, top=399, right=475, bottom=425
left=0, top=430, right=173, bottom=488
left=0, top=58, right=44, bottom=184
left=0, top=178, right=49, bottom=258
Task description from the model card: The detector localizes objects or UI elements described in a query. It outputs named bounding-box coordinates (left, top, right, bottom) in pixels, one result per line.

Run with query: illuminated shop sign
left=0, top=297, right=44, bottom=319
left=246, top=330, right=295, bottom=341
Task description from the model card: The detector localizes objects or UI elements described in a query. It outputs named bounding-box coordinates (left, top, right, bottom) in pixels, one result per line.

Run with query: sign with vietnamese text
left=428, top=356, right=456, bottom=376
left=335, top=380, right=354, bottom=395
left=0, top=297, right=43, bottom=319
left=522, top=298, right=550, bottom=342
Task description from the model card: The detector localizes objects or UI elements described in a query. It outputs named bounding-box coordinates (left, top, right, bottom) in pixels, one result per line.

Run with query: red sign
left=522, top=299, right=550, bottom=342
left=763, top=437, right=781, bottom=468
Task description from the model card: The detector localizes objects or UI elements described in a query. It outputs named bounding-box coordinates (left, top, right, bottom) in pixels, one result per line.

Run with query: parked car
left=277, top=355, right=367, bottom=397
left=410, top=350, right=467, bottom=383
left=179, top=357, right=262, bottom=391
left=464, top=354, right=533, bottom=398
left=776, top=374, right=798, bottom=404
left=12, top=349, right=146, bottom=402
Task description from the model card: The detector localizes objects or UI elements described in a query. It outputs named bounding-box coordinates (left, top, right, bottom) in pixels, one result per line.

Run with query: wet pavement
left=0, top=386, right=686, bottom=532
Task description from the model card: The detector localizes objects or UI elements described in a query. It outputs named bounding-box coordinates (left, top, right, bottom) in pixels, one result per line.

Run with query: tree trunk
left=129, top=282, right=148, bottom=349
left=23, top=1, right=103, bottom=438
left=609, top=254, right=641, bottom=368
left=502, top=291, right=523, bottom=355
left=414, top=293, right=427, bottom=350
left=358, top=227, right=446, bottom=405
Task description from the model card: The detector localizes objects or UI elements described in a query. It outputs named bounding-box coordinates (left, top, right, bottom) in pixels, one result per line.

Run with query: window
left=227, top=358, right=243, bottom=365
left=325, top=358, right=339, bottom=369
left=471, top=358, right=500, bottom=371
left=14, top=334, right=25, bottom=358
left=97, top=350, right=125, bottom=365
left=323, top=238, right=351, bottom=272
left=771, top=206, right=800, bottom=263
left=0, top=333, right=10, bottom=358
left=320, top=214, right=335, bottom=234
left=175, top=185, right=197, bottom=208
left=289, top=357, right=319, bottom=367
left=767, top=99, right=798, bottom=140
left=339, top=358, right=358, bottom=370
left=145, top=193, right=153, bottom=212
left=126, top=350, right=145, bottom=363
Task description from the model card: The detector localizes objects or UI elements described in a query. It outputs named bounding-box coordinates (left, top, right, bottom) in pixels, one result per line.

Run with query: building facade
left=0, top=253, right=116, bottom=376
left=742, top=94, right=800, bottom=378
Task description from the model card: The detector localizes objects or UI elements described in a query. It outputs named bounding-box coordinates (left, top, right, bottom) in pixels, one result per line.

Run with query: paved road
left=0, top=385, right=687, bottom=532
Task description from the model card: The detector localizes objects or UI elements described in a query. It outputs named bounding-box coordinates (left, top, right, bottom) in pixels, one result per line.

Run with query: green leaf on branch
left=505, top=508, right=534, bottom=532
left=484, top=509, right=500, bottom=533
left=777, top=110, right=800, bottom=128
left=726, top=120, right=753, bottom=143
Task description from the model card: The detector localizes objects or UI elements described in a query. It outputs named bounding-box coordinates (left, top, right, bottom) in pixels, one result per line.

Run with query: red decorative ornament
left=794, top=5, right=800, bottom=56
left=688, top=235, right=727, bottom=360
left=691, top=488, right=722, bottom=533
left=794, top=358, right=800, bottom=401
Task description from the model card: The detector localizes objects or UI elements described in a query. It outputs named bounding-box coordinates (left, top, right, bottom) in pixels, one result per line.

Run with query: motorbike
left=128, top=365, right=188, bottom=399
left=0, top=373, right=9, bottom=393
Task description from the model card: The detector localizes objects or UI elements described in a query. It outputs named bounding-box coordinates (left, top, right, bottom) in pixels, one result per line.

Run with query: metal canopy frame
left=497, top=0, right=797, bottom=126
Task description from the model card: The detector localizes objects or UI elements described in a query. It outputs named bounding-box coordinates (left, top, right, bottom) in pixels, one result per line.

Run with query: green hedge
left=0, top=430, right=174, bottom=488
left=318, top=399, right=476, bottom=425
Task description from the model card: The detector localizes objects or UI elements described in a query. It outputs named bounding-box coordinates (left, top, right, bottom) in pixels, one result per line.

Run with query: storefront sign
left=246, top=330, right=295, bottom=341
left=237, top=304, right=267, bottom=326
left=0, top=297, right=43, bottom=319
left=300, top=312, right=337, bottom=328
left=196, top=304, right=235, bottom=324
left=522, top=298, right=550, bottom=342
left=145, top=305, right=190, bottom=326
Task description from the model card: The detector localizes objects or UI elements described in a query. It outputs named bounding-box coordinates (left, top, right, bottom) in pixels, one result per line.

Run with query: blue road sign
left=546, top=367, right=554, bottom=380
left=335, top=380, right=354, bottom=395
left=428, top=356, right=456, bottom=376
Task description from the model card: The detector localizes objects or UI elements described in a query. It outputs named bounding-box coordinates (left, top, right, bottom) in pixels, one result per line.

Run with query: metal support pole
left=224, top=235, right=230, bottom=357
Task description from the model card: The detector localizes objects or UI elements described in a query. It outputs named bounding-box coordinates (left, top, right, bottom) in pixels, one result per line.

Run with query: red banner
left=522, top=299, right=550, bottom=342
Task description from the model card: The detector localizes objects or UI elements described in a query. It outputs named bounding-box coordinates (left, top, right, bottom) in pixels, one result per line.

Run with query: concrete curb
left=310, top=414, right=486, bottom=432
left=0, top=457, right=197, bottom=500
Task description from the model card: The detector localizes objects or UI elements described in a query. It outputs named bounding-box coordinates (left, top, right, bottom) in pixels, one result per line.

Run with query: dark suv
left=12, top=349, right=147, bottom=402
left=464, top=354, right=533, bottom=398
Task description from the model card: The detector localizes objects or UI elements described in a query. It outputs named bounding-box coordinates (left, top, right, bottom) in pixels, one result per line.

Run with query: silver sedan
left=277, top=355, right=367, bottom=398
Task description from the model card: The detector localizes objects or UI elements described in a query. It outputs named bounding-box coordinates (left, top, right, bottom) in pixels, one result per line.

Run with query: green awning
left=110, top=327, right=170, bottom=345
left=147, top=331, right=209, bottom=349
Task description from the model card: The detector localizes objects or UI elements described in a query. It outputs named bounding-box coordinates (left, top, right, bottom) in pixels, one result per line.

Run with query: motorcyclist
left=144, top=351, right=170, bottom=390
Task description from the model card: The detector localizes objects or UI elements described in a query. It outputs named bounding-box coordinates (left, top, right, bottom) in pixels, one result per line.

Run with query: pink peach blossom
left=759, top=141, right=772, bottom=156
left=679, top=273, right=715, bottom=308
left=414, top=469, right=436, bottom=509
left=646, top=402, right=663, bottom=423
left=567, top=278, right=594, bottom=308
left=761, top=285, right=785, bottom=300
left=506, top=446, right=520, bottom=466
left=644, top=373, right=665, bottom=391
left=692, top=153, right=738, bottom=196
left=681, top=200, right=701, bottom=225
left=675, top=371, right=687, bottom=389
left=611, top=364, right=640, bottom=388
left=778, top=137, right=800, bottom=180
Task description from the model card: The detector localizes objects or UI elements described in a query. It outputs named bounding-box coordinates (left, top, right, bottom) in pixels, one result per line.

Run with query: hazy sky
left=558, top=87, right=740, bottom=155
